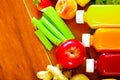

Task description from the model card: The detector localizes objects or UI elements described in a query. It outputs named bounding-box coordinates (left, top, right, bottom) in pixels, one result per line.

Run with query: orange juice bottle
left=76, top=5, right=120, bottom=29
left=82, top=28, right=120, bottom=52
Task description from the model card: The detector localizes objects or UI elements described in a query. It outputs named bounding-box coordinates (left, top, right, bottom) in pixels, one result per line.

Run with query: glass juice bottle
left=86, top=53, right=120, bottom=76
left=82, top=28, right=120, bottom=52
left=76, top=5, right=120, bottom=29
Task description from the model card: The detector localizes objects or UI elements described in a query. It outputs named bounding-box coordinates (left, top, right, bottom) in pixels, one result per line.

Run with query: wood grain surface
left=0, top=0, right=51, bottom=80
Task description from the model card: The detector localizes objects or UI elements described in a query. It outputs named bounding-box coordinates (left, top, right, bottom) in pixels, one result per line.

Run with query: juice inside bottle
left=86, top=53, right=120, bottom=76
left=76, top=5, right=120, bottom=29
left=82, top=28, right=120, bottom=52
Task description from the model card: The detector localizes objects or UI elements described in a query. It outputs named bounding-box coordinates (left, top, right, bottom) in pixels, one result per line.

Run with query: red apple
left=56, top=39, right=86, bottom=69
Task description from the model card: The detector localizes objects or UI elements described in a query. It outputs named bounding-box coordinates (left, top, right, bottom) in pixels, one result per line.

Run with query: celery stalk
left=35, top=30, right=53, bottom=50
left=32, top=17, right=62, bottom=46
left=40, top=16, right=67, bottom=42
left=41, top=6, right=75, bottom=40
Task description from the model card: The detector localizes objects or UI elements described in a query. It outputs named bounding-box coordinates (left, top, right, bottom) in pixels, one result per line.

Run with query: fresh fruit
left=56, top=39, right=86, bottom=69
left=70, top=74, right=89, bottom=80
left=76, top=0, right=90, bottom=7
left=55, top=0, right=77, bottom=19
left=33, top=0, right=52, bottom=11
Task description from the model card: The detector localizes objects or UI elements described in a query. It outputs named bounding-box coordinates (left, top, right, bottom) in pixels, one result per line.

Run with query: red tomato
left=56, top=39, right=86, bottom=69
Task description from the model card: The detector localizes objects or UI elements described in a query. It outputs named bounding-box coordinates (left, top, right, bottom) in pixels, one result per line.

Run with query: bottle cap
left=86, top=59, right=94, bottom=72
left=76, top=10, right=84, bottom=24
left=82, top=33, right=90, bottom=47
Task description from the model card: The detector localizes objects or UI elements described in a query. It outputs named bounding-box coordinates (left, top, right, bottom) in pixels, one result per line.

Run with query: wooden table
left=0, top=0, right=50, bottom=80
left=0, top=0, right=119, bottom=80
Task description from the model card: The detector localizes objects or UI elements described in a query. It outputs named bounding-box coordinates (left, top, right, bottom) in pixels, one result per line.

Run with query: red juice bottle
left=86, top=53, right=120, bottom=76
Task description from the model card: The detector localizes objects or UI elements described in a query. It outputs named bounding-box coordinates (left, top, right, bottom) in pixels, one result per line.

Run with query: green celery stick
left=32, top=17, right=62, bottom=46
left=41, top=6, right=75, bottom=40
left=40, top=16, right=67, bottom=42
left=35, top=30, right=53, bottom=50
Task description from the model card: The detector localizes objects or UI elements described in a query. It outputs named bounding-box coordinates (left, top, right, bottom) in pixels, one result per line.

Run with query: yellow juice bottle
left=82, top=28, right=120, bottom=52
left=76, top=5, right=120, bottom=29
